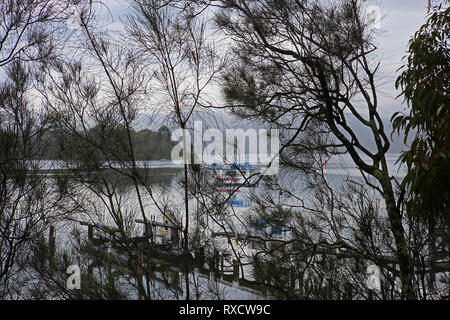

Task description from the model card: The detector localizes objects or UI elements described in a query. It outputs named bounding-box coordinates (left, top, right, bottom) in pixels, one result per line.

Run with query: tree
left=30, top=0, right=227, bottom=300
left=213, top=0, right=418, bottom=299
left=5, top=0, right=446, bottom=300
left=392, top=3, right=449, bottom=227
left=0, top=0, right=72, bottom=298
left=125, top=0, right=226, bottom=299
left=392, top=3, right=449, bottom=294
left=0, top=0, right=70, bottom=67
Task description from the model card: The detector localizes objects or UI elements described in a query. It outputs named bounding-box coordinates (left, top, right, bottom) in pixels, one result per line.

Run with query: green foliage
left=392, top=4, right=450, bottom=222
left=39, top=125, right=176, bottom=162
left=132, top=126, right=176, bottom=160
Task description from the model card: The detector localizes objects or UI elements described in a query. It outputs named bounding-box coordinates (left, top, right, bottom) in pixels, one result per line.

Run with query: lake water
left=39, top=153, right=406, bottom=239
left=35, top=153, right=405, bottom=298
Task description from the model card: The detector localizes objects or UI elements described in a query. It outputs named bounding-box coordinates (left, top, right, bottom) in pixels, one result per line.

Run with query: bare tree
left=0, top=0, right=71, bottom=67
left=0, top=0, right=74, bottom=299
left=209, top=0, right=421, bottom=299
left=26, top=0, right=225, bottom=300
left=125, top=0, right=226, bottom=299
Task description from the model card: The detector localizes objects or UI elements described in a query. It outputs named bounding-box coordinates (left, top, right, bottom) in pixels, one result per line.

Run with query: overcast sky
left=373, top=0, right=431, bottom=117
left=102, top=0, right=431, bottom=117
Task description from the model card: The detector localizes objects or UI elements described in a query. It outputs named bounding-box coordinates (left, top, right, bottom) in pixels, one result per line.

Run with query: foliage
left=39, top=125, right=176, bottom=161
left=392, top=4, right=450, bottom=224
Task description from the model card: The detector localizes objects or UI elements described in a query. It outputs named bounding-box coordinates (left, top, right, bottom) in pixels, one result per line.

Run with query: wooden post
left=304, top=278, right=310, bottom=298
left=208, top=251, right=214, bottom=273
left=327, top=278, right=333, bottom=299
left=88, top=263, right=93, bottom=280
left=201, top=248, right=206, bottom=273
left=137, top=255, right=143, bottom=300
left=354, top=257, right=362, bottom=273
left=233, top=260, right=239, bottom=282
left=214, top=250, right=220, bottom=278
left=48, top=225, right=55, bottom=275
left=220, top=254, right=224, bottom=279
left=208, top=250, right=215, bottom=279
left=88, top=225, right=93, bottom=242
left=171, top=228, right=179, bottom=247
left=344, top=282, right=353, bottom=300
left=106, top=245, right=115, bottom=291
left=298, top=273, right=304, bottom=298
left=335, top=283, right=341, bottom=300
left=254, top=260, right=261, bottom=283
left=290, top=269, right=296, bottom=289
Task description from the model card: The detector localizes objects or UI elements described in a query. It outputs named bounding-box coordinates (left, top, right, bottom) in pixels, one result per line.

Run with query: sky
left=100, top=0, right=431, bottom=118
left=372, top=0, right=431, bottom=117
left=0, top=0, right=432, bottom=116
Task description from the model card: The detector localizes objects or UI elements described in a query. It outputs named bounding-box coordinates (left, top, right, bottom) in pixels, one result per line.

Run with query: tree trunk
left=379, top=169, right=416, bottom=300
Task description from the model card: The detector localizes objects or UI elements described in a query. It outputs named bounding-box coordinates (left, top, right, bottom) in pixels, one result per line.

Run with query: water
left=45, top=153, right=405, bottom=238
left=36, top=154, right=406, bottom=298
left=324, top=153, right=406, bottom=178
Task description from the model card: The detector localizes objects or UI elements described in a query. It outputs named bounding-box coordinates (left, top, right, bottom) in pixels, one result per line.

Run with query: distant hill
left=139, top=110, right=413, bottom=154
left=38, top=125, right=176, bottom=161
left=131, top=109, right=414, bottom=159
